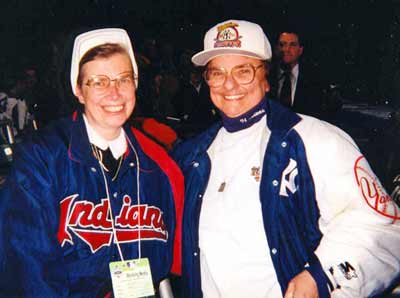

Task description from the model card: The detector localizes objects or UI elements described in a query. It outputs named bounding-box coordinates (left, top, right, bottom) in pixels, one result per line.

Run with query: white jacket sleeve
left=297, top=116, right=400, bottom=298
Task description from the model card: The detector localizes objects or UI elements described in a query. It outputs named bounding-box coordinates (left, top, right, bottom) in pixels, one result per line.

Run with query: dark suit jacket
left=269, top=62, right=326, bottom=118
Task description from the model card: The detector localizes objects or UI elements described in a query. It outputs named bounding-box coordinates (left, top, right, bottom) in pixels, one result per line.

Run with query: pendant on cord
left=251, top=166, right=261, bottom=182
left=218, top=182, right=226, bottom=192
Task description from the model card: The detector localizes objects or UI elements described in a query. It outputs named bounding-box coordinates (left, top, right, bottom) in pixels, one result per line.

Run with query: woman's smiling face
left=207, top=55, right=269, bottom=118
left=76, top=52, right=135, bottom=140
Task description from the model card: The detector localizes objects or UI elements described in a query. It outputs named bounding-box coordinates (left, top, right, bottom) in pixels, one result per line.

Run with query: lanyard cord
left=96, top=132, right=142, bottom=262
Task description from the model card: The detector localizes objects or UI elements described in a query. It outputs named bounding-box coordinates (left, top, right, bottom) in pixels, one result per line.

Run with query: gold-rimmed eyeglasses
left=85, top=72, right=136, bottom=90
left=204, top=63, right=264, bottom=88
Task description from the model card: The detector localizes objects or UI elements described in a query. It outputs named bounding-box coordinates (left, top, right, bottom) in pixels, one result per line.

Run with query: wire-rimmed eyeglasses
left=85, top=71, right=136, bottom=90
left=204, top=63, right=264, bottom=88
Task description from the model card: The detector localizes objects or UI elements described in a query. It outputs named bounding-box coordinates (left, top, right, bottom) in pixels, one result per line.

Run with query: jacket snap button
left=193, top=162, right=199, bottom=168
left=91, top=167, right=97, bottom=172
left=272, top=180, right=278, bottom=186
left=281, top=142, right=287, bottom=148
left=271, top=248, right=277, bottom=254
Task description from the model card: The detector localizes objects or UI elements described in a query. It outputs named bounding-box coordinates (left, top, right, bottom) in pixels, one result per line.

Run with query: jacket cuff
left=306, top=261, right=333, bottom=298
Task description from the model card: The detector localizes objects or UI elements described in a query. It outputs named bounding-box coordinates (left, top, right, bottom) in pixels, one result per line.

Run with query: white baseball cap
left=70, top=28, right=138, bottom=95
left=192, top=20, right=272, bottom=66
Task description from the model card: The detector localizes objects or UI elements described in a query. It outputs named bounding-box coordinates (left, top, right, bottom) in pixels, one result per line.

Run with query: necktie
left=279, top=70, right=292, bottom=108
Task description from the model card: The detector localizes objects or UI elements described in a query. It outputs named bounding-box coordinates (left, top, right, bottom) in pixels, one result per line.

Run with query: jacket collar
left=189, top=121, right=222, bottom=155
left=68, top=111, right=96, bottom=166
left=265, top=96, right=302, bottom=136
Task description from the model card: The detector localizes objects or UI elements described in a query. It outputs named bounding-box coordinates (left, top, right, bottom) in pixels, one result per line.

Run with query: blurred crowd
left=0, top=30, right=399, bottom=200
left=0, top=36, right=225, bottom=144
left=0, top=35, right=335, bottom=141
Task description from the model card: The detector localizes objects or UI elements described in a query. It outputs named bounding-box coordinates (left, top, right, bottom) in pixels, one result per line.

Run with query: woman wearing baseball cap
left=173, top=19, right=400, bottom=298
left=0, top=28, right=183, bottom=297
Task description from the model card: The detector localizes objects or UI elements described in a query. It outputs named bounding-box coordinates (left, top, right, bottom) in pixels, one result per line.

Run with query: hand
left=284, top=270, right=318, bottom=298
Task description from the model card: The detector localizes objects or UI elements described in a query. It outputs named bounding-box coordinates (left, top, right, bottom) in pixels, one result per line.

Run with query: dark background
left=1, top=0, right=400, bottom=190
left=1, top=0, right=400, bottom=105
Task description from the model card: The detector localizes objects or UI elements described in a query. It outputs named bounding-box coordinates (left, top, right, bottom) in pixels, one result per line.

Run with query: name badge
left=109, top=258, right=155, bottom=298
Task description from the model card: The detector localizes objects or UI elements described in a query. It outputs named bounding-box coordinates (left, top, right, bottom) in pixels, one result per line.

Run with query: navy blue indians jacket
left=0, top=111, right=183, bottom=298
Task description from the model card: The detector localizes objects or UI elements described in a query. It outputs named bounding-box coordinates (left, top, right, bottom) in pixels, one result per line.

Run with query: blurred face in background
left=277, top=32, right=303, bottom=68
left=76, top=51, right=136, bottom=140
left=206, top=55, right=269, bottom=118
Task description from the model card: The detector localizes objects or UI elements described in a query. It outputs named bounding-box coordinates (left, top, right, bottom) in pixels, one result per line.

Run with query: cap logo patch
left=214, top=22, right=242, bottom=48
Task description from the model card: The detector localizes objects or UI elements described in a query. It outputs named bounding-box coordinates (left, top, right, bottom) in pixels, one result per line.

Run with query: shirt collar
left=83, top=114, right=127, bottom=159
left=279, top=63, right=299, bottom=80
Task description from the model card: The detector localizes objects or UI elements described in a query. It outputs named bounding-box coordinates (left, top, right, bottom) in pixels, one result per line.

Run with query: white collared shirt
left=83, top=114, right=127, bottom=159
